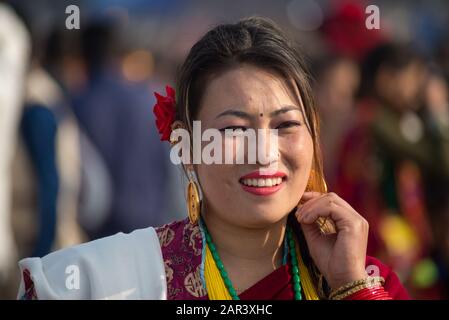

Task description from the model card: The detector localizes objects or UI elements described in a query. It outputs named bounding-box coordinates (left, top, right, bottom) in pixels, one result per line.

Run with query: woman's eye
left=219, top=126, right=248, bottom=132
left=276, top=121, right=301, bottom=130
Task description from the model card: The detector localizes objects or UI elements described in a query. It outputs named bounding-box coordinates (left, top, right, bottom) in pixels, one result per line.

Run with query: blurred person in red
left=314, top=0, right=387, bottom=189
left=320, top=0, right=385, bottom=62
left=335, top=43, right=449, bottom=299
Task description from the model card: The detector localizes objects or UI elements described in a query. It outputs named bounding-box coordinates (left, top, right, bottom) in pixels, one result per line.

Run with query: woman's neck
left=201, top=207, right=288, bottom=292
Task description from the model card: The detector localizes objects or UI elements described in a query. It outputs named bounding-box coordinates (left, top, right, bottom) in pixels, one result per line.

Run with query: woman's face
left=195, top=64, right=314, bottom=228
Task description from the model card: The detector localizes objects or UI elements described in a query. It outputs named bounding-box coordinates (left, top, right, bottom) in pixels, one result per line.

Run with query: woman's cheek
left=279, top=131, right=313, bottom=165
left=197, top=163, right=234, bottom=197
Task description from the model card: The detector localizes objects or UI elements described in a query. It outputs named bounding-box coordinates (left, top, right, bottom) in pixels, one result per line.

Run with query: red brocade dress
left=156, top=218, right=410, bottom=300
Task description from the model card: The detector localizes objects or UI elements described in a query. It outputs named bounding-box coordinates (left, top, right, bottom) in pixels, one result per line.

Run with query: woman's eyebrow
left=215, top=109, right=252, bottom=120
left=269, top=105, right=301, bottom=117
left=215, top=105, right=300, bottom=120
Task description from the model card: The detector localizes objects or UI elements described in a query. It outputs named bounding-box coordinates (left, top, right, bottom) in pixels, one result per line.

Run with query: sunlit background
left=1, top=0, right=449, bottom=299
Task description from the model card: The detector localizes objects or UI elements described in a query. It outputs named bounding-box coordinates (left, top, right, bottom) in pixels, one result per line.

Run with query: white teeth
left=241, top=177, right=284, bottom=187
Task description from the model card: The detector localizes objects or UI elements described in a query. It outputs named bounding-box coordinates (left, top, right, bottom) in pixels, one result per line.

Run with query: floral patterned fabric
left=155, top=218, right=207, bottom=300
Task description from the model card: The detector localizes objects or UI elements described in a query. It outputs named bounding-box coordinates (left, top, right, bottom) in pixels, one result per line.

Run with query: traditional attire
left=18, top=217, right=409, bottom=300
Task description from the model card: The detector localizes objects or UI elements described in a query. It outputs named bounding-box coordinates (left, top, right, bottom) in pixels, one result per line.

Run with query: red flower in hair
left=153, top=85, right=176, bottom=141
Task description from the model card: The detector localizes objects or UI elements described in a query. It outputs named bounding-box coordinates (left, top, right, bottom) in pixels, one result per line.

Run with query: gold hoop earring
left=187, top=174, right=200, bottom=224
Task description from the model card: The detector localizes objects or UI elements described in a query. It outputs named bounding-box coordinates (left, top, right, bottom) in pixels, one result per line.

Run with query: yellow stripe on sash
left=205, top=243, right=232, bottom=300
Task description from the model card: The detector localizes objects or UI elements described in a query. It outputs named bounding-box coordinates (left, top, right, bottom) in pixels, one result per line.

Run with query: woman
left=18, top=17, right=409, bottom=300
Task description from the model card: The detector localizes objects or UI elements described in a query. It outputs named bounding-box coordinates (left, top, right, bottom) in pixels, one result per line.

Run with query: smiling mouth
left=239, top=177, right=285, bottom=187
left=238, top=173, right=287, bottom=196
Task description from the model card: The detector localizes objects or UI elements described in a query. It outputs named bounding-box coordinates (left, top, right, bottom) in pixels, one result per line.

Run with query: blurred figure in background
left=313, top=55, right=360, bottom=187
left=314, top=0, right=387, bottom=188
left=319, top=1, right=385, bottom=62
left=335, top=43, right=449, bottom=299
left=436, top=39, right=449, bottom=85
left=71, top=19, right=185, bottom=239
left=0, top=1, right=30, bottom=284
left=422, top=68, right=449, bottom=297
left=36, top=27, right=114, bottom=250
left=14, top=34, right=88, bottom=258
left=0, top=5, right=88, bottom=299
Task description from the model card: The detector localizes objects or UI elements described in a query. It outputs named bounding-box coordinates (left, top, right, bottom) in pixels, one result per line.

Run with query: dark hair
left=358, top=42, right=424, bottom=98
left=176, top=16, right=326, bottom=192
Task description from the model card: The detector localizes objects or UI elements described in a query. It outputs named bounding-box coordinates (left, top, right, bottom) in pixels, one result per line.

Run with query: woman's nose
left=256, top=128, right=279, bottom=167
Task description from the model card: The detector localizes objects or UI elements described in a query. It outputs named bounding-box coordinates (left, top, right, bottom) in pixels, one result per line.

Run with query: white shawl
left=17, top=227, right=167, bottom=299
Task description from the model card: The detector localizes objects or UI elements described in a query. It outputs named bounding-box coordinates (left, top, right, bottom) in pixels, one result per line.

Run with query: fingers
left=296, top=192, right=368, bottom=233
left=296, top=192, right=327, bottom=223
left=298, top=200, right=343, bottom=225
left=297, top=192, right=340, bottom=219
left=301, top=191, right=322, bottom=200
left=301, top=191, right=353, bottom=210
left=299, top=192, right=354, bottom=215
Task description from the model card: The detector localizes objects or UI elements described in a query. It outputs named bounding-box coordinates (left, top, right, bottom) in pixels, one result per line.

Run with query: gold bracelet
left=329, top=276, right=385, bottom=300
left=330, top=277, right=385, bottom=300
left=332, top=282, right=384, bottom=300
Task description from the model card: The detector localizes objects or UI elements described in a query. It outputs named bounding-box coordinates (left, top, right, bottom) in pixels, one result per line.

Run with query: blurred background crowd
left=1, top=0, right=449, bottom=299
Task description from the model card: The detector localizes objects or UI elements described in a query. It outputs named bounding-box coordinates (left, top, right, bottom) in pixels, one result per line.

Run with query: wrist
left=327, top=270, right=368, bottom=290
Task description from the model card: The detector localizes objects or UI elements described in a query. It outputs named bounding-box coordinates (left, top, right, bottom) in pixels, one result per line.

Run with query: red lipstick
left=239, top=171, right=286, bottom=196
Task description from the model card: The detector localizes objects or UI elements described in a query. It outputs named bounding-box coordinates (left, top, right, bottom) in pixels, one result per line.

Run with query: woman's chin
left=240, top=199, right=294, bottom=214
left=234, top=209, right=290, bottom=228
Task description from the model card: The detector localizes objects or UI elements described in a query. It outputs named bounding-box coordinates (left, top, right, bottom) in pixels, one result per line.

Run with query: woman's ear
left=171, top=120, right=195, bottom=168
left=170, top=120, right=186, bottom=145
